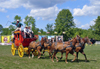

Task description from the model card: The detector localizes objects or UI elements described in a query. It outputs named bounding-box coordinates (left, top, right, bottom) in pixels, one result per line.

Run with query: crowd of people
left=11, top=20, right=34, bottom=38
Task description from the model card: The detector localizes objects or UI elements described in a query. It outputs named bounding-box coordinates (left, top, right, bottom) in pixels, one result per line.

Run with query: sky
left=0, top=0, right=100, bottom=31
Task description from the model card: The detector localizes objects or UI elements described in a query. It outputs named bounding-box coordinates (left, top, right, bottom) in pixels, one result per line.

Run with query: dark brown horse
left=52, top=35, right=81, bottom=63
left=74, top=36, right=92, bottom=62
left=28, top=37, right=47, bottom=58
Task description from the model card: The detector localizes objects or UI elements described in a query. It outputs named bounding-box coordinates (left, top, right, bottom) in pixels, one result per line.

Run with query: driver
left=11, top=20, right=23, bottom=31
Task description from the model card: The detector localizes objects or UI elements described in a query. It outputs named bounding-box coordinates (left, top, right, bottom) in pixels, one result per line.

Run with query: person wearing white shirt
left=24, top=25, right=30, bottom=38
left=28, top=26, right=34, bottom=38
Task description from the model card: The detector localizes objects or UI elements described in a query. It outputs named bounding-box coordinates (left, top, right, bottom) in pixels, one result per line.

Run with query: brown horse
left=74, top=36, right=92, bottom=62
left=43, top=38, right=56, bottom=59
left=28, top=37, right=47, bottom=58
left=52, top=35, right=81, bottom=63
left=59, top=38, right=75, bottom=60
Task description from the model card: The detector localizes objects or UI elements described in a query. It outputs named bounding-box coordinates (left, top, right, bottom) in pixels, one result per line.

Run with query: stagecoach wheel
left=34, top=50, right=38, bottom=56
left=18, top=44, right=24, bottom=57
left=11, top=43, right=15, bottom=56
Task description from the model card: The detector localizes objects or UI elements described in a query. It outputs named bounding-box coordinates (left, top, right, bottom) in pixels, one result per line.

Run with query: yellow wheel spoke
left=11, top=43, right=15, bottom=56
left=18, top=44, right=24, bottom=57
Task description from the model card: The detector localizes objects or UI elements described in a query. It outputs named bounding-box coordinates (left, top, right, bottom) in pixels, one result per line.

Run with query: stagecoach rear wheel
left=18, top=44, right=24, bottom=57
left=11, top=43, right=15, bottom=56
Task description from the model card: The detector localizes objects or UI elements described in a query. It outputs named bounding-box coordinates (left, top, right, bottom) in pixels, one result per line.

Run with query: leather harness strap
left=76, top=42, right=85, bottom=49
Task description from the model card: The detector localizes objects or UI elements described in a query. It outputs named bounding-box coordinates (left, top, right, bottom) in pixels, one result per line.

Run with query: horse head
left=84, top=36, right=92, bottom=44
left=72, top=35, right=81, bottom=43
left=76, top=35, right=81, bottom=43
left=51, top=38, right=55, bottom=43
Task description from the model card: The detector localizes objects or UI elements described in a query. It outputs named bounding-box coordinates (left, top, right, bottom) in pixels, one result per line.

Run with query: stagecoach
left=11, top=30, right=38, bottom=57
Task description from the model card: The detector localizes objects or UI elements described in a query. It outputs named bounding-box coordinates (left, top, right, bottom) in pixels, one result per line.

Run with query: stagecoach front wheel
left=18, top=44, right=24, bottom=57
left=34, top=50, right=38, bottom=56
left=11, top=43, right=15, bottom=56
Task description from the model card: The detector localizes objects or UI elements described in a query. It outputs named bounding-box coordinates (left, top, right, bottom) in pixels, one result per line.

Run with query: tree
left=54, top=9, right=75, bottom=41
left=24, top=16, right=36, bottom=34
left=39, top=29, right=46, bottom=35
left=0, top=24, right=3, bottom=32
left=24, top=16, right=35, bottom=26
left=8, top=25, right=16, bottom=35
left=91, top=16, right=100, bottom=35
left=45, top=23, right=54, bottom=35
left=1, top=28, right=9, bottom=35
left=14, top=15, right=22, bottom=22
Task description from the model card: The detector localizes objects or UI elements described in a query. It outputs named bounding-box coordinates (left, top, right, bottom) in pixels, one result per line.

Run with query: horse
left=28, top=37, right=47, bottom=58
left=74, top=36, right=92, bottom=62
left=52, top=35, right=81, bottom=63
left=43, top=38, right=56, bottom=59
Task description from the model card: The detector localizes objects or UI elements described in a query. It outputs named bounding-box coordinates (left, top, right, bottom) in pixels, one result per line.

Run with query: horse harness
left=56, top=42, right=75, bottom=51
left=76, top=42, right=85, bottom=50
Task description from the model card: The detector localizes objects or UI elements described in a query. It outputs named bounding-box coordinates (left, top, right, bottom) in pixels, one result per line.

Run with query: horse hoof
left=43, top=57, right=45, bottom=59
left=56, top=60, right=59, bottom=62
left=29, top=57, right=30, bottom=59
left=38, top=56, right=40, bottom=59
left=71, top=60, right=74, bottom=62
left=65, top=62, right=68, bottom=63
left=60, top=57, right=62, bottom=60
left=85, top=60, right=87, bottom=62
left=32, top=55, right=34, bottom=58
left=52, top=60, right=54, bottom=62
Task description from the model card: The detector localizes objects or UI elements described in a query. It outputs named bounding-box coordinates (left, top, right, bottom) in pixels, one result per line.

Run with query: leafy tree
left=45, top=23, right=54, bottom=35
left=24, top=16, right=35, bottom=27
left=14, top=15, right=22, bottom=22
left=39, top=29, right=46, bottom=35
left=1, top=28, right=9, bottom=35
left=0, top=24, right=3, bottom=32
left=8, top=25, right=16, bottom=35
left=91, top=16, right=100, bottom=35
left=54, top=9, right=75, bottom=41
left=24, top=16, right=36, bottom=34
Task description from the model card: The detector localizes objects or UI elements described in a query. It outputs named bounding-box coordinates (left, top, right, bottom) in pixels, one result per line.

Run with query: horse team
left=28, top=35, right=92, bottom=63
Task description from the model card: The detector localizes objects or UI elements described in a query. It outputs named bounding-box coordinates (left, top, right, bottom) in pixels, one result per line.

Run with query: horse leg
left=52, top=50, right=58, bottom=62
left=37, top=49, right=41, bottom=59
left=28, top=48, right=31, bottom=58
left=76, top=52, right=79, bottom=62
left=80, top=50, right=87, bottom=62
left=60, top=51, right=63, bottom=60
left=70, top=51, right=76, bottom=62
left=32, top=50, right=35, bottom=58
left=49, top=49, right=52, bottom=59
left=43, top=50, right=45, bottom=58
left=28, top=50, right=31, bottom=58
left=65, top=51, right=69, bottom=63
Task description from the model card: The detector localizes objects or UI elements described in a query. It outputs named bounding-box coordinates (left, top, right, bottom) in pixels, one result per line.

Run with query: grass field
left=0, top=44, right=100, bottom=69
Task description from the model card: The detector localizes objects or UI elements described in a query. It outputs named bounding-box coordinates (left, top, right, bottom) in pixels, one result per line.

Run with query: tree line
left=0, top=9, right=100, bottom=41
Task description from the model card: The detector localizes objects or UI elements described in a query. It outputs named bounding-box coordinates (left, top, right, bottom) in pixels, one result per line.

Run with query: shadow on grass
left=58, top=59, right=97, bottom=63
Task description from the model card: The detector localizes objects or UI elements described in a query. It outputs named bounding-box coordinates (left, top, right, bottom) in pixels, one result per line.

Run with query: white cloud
left=0, top=0, right=21, bottom=9
left=29, top=5, right=61, bottom=20
left=0, top=8, right=6, bottom=12
left=74, top=19, right=81, bottom=27
left=6, top=15, right=9, bottom=18
left=0, top=0, right=71, bottom=9
left=73, top=0, right=100, bottom=16
left=79, top=19, right=95, bottom=29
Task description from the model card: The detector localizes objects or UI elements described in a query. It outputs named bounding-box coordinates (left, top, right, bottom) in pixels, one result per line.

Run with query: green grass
left=0, top=44, right=100, bottom=69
